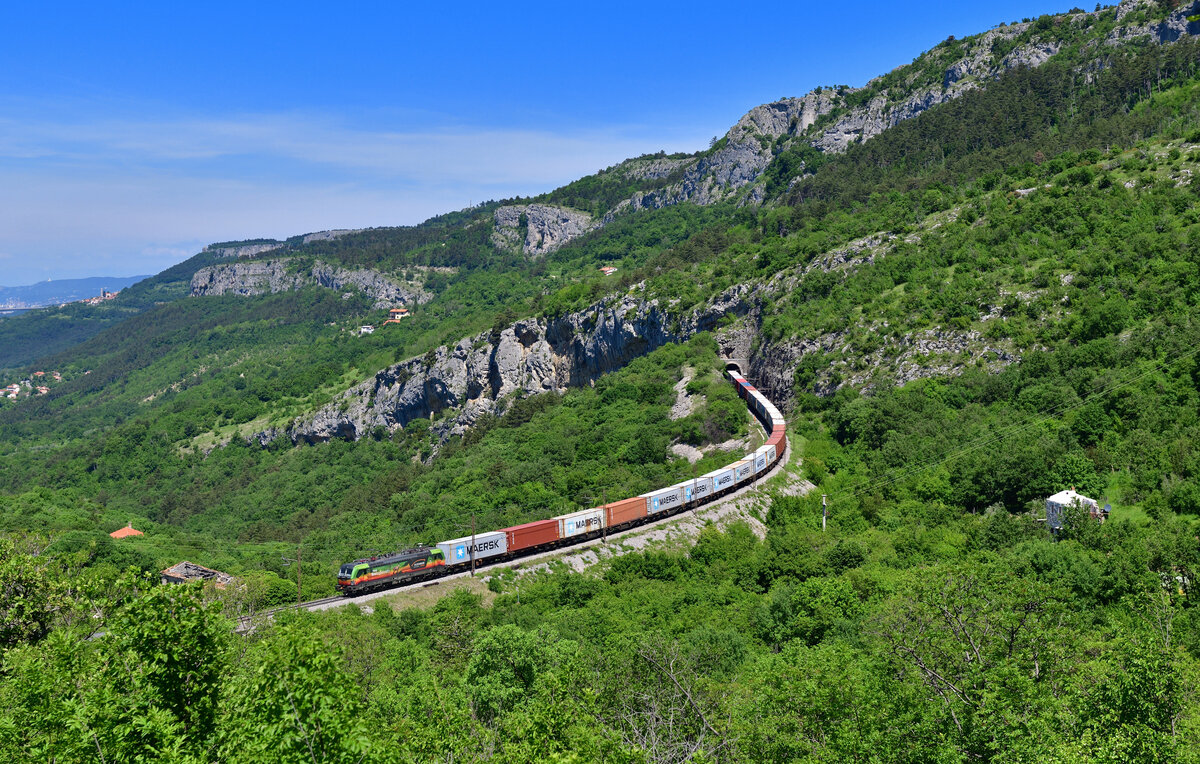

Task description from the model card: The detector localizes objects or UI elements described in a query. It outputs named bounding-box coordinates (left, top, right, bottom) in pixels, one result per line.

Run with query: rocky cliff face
left=302, top=228, right=365, bottom=244
left=1109, top=0, right=1200, bottom=43
left=190, top=259, right=431, bottom=308
left=607, top=0, right=1199, bottom=216
left=202, top=229, right=365, bottom=259
left=259, top=212, right=1020, bottom=450
left=203, top=242, right=283, bottom=259
left=491, top=204, right=598, bottom=256
left=613, top=29, right=1053, bottom=213
left=273, top=284, right=759, bottom=446
left=607, top=92, right=837, bottom=217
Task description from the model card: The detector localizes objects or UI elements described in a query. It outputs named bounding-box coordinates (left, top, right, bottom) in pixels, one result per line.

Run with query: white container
left=438, top=531, right=508, bottom=565
left=704, top=466, right=736, bottom=493
left=750, top=391, right=768, bottom=415
left=642, top=485, right=685, bottom=514
left=557, top=507, right=605, bottom=538
left=690, top=476, right=715, bottom=502
left=734, top=459, right=754, bottom=483
left=754, top=444, right=775, bottom=473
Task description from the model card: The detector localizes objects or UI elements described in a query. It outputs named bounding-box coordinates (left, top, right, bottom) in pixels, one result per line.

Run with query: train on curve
left=336, top=369, right=786, bottom=596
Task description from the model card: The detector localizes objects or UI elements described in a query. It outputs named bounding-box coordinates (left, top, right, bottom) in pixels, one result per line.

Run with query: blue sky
left=0, top=1, right=1075, bottom=285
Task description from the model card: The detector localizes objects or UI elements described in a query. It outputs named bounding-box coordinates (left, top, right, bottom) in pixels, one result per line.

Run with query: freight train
left=336, top=368, right=786, bottom=595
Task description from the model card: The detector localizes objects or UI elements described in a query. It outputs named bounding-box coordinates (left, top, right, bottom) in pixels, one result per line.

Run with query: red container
left=605, top=497, right=647, bottom=528
left=505, top=519, right=560, bottom=552
left=766, top=432, right=782, bottom=451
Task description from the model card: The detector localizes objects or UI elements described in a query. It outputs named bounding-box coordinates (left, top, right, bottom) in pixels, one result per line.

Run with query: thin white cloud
left=0, top=110, right=714, bottom=283
left=0, top=112, right=708, bottom=183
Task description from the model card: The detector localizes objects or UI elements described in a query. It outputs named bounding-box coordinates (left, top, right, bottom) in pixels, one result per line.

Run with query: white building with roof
left=1046, top=488, right=1106, bottom=531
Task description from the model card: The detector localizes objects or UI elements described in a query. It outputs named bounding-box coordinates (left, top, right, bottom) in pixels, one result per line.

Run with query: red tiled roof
left=110, top=524, right=144, bottom=538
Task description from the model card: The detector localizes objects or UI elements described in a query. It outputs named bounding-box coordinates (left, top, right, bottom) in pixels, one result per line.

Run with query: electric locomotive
left=336, top=545, right=445, bottom=595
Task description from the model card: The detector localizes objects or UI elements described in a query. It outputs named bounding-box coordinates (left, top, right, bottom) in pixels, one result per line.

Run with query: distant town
left=0, top=274, right=147, bottom=313
left=0, top=287, right=121, bottom=311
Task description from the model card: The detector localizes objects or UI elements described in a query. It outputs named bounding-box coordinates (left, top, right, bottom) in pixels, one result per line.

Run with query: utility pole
left=470, top=511, right=477, bottom=577
left=822, top=495, right=827, bottom=532
left=602, top=489, right=608, bottom=543
left=282, top=543, right=303, bottom=605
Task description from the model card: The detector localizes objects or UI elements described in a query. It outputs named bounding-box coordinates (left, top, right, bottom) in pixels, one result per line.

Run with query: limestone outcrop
left=203, top=242, right=282, bottom=259
left=189, top=259, right=431, bottom=308
left=491, top=204, right=598, bottom=257
left=274, top=284, right=758, bottom=446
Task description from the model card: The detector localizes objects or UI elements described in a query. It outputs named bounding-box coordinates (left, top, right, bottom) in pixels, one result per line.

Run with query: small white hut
left=1045, top=488, right=1106, bottom=530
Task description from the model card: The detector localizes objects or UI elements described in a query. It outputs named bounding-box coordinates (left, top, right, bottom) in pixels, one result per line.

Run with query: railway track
left=235, top=595, right=346, bottom=632
left=235, top=367, right=788, bottom=629
left=234, top=439, right=791, bottom=629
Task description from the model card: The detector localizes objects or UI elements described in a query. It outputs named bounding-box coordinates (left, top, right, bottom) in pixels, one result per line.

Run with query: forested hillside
left=6, top=1, right=1200, bottom=761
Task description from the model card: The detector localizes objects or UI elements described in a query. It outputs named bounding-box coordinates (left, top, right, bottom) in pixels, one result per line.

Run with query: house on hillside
left=359, top=325, right=375, bottom=335
left=1045, top=488, right=1108, bottom=531
left=110, top=523, right=144, bottom=539
left=383, top=307, right=409, bottom=324
left=599, top=266, right=618, bottom=275
left=161, top=560, right=234, bottom=589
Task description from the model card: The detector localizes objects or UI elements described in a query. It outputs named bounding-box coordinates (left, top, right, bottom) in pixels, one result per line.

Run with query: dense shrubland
left=2, top=497, right=1198, bottom=761
left=4, top=7, right=1200, bottom=760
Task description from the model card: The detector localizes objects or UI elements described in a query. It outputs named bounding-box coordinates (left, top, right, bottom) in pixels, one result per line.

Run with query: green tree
left=218, top=622, right=371, bottom=763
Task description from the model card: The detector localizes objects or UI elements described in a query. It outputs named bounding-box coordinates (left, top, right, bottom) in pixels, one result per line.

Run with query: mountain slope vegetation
left=6, top=1, right=1200, bottom=760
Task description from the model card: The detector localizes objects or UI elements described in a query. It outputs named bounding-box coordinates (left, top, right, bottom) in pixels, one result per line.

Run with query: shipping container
left=673, top=480, right=699, bottom=504
left=505, top=519, right=560, bottom=552
left=437, top=531, right=508, bottom=566
left=750, top=391, right=767, bottom=415
left=557, top=507, right=605, bottom=538
left=605, top=496, right=647, bottom=527
left=691, top=476, right=715, bottom=502
left=734, top=459, right=754, bottom=483
left=704, top=466, right=736, bottom=493
left=755, top=444, right=776, bottom=471
left=642, top=485, right=685, bottom=514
